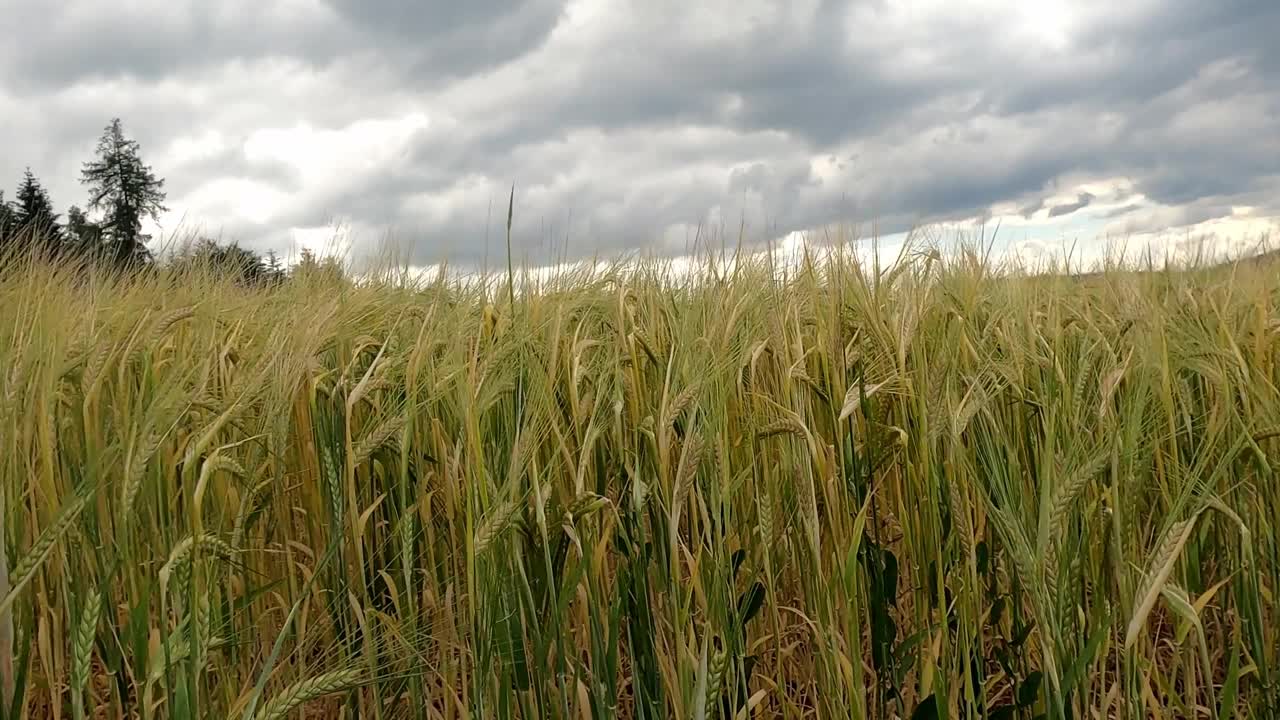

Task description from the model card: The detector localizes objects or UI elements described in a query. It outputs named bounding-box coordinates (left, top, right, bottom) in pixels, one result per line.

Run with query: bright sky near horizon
left=1, top=0, right=1277, bottom=271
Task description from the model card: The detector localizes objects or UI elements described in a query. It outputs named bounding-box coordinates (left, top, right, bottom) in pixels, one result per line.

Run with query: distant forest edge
left=0, top=118, right=343, bottom=286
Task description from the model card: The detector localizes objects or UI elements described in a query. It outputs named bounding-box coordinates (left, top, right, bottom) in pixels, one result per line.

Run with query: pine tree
left=80, top=118, right=167, bottom=268
left=13, top=168, right=62, bottom=252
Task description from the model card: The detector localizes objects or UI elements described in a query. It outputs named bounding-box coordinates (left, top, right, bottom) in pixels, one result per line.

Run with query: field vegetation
left=0, top=237, right=1277, bottom=719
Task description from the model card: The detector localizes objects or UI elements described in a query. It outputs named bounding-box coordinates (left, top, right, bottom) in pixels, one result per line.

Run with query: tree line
left=0, top=118, right=340, bottom=285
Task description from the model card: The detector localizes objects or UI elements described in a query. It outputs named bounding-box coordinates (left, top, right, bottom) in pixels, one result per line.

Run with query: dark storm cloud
left=1, top=0, right=1277, bottom=268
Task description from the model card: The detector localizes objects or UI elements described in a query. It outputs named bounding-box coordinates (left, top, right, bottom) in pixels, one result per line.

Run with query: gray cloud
left=1049, top=193, right=1096, bottom=218
left=1, top=0, right=1277, bottom=269
left=1103, top=203, right=1144, bottom=220
left=0, top=1, right=345, bottom=88
left=324, top=0, right=565, bottom=80
left=0, top=0, right=562, bottom=89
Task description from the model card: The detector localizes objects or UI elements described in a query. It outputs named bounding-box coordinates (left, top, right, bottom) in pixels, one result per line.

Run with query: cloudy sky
left=2, top=0, right=1277, bottom=270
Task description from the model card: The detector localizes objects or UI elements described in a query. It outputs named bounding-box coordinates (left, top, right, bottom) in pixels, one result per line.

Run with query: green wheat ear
left=0, top=487, right=95, bottom=618
left=71, top=586, right=101, bottom=715
left=249, top=668, right=363, bottom=720
left=473, top=499, right=520, bottom=556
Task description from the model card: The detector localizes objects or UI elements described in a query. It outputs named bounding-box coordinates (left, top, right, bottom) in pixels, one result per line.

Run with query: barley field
left=1, top=242, right=1277, bottom=719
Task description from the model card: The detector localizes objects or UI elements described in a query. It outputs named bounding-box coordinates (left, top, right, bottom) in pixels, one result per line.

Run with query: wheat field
left=0, top=241, right=1276, bottom=719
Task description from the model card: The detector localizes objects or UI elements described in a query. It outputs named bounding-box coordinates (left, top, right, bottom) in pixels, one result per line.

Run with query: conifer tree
left=80, top=118, right=167, bottom=268
left=13, top=168, right=62, bottom=252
